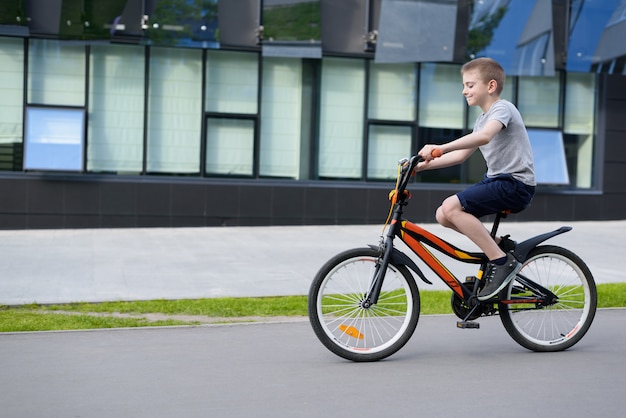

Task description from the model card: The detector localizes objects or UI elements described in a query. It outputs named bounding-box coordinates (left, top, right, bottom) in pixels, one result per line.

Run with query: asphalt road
left=1, top=309, right=624, bottom=418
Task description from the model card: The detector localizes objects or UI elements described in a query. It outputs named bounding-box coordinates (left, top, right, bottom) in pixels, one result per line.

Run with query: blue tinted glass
left=24, top=107, right=85, bottom=171
left=469, top=0, right=536, bottom=73
left=527, top=129, right=569, bottom=185
left=567, top=0, right=622, bottom=72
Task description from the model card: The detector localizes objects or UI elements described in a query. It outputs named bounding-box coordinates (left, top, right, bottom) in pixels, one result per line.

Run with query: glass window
left=419, top=63, right=464, bottom=129
left=564, top=72, right=596, bottom=188
left=66, top=0, right=128, bottom=41
left=517, top=74, right=560, bottom=127
left=28, top=39, right=85, bottom=106
left=468, top=0, right=537, bottom=74
left=147, top=47, right=202, bottom=174
left=88, top=44, right=145, bottom=173
left=567, top=0, right=623, bottom=72
left=376, top=0, right=458, bottom=63
left=262, top=0, right=321, bottom=42
left=367, top=124, right=412, bottom=180
left=0, top=37, right=23, bottom=171
left=260, top=57, right=302, bottom=178
left=368, top=62, right=416, bottom=121
left=417, top=127, right=463, bottom=183
left=24, top=107, right=85, bottom=171
left=0, top=1, right=28, bottom=26
left=511, top=31, right=553, bottom=76
left=143, top=0, right=219, bottom=49
left=508, top=0, right=556, bottom=77
left=205, top=50, right=258, bottom=114
left=205, top=117, right=254, bottom=176
left=527, top=129, right=569, bottom=185
left=318, top=58, right=365, bottom=179
left=564, top=72, right=595, bottom=134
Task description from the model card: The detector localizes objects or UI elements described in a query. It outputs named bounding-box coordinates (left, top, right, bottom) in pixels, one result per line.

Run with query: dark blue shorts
left=457, top=174, right=535, bottom=218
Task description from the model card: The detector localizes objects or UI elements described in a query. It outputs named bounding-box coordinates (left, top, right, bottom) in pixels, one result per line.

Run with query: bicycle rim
left=500, top=246, right=596, bottom=352
left=309, top=248, right=419, bottom=361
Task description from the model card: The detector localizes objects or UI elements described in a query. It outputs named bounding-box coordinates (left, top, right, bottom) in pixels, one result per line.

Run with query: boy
left=415, top=57, right=535, bottom=301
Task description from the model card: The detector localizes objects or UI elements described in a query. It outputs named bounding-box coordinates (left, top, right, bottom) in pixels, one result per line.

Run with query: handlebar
left=396, top=148, right=442, bottom=194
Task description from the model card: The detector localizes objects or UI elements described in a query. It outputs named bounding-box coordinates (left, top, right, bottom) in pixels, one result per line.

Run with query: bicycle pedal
left=456, top=321, right=480, bottom=329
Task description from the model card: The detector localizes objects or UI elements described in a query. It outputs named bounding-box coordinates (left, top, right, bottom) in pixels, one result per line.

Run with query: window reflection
left=262, top=0, right=320, bottom=42
left=0, top=0, right=27, bottom=27
left=567, top=0, right=623, bottom=72
left=143, top=0, right=219, bottom=48
left=469, top=0, right=553, bottom=75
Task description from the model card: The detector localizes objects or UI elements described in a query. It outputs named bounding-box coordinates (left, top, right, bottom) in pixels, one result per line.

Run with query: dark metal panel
left=26, top=180, right=65, bottom=213
left=64, top=181, right=100, bottom=213
left=603, top=98, right=626, bottom=132
left=217, top=0, right=259, bottom=48
left=271, top=186, right=305, bottom=225
left=453, top=0, right=470, bottom=62
left=239, top=184, right=272, bottom=222
left=605, top=131, right=626, bottom=164
left=136, top=182, right=170, bottom=215
left=604, top=162, right=626, bottom=193
left=551, top=0, right=568, bottom=70
left=24, top=0, right=62, bottom=37
left=100, top=181, right=137, bottom=215
left=171, top=183, right=207, bottom=217
left=375, top=0, right=458, bottom=63
left=320, top=0, right=368, bottom=55
left=0, top=178, right=27, bottom=213
left=304, top=187, right=336, bottom=223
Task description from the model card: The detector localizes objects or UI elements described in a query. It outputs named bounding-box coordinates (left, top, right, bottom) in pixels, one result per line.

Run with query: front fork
left=363, top=239, right=395, bottom=307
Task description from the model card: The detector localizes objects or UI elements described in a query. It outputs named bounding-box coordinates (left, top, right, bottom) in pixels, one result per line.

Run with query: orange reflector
left=339, top=324, right=364, bottom=340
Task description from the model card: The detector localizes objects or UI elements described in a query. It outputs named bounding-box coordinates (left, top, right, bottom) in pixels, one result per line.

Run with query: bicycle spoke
left=309, top=249, right=419, bottom=360
left=499, top=246, right=596, bottom=352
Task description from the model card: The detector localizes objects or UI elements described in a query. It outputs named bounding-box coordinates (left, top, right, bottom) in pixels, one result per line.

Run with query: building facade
left=0, top=0, right=625, bottom=229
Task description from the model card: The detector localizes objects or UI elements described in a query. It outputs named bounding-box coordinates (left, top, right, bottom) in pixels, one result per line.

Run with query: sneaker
left=477, top=254, right=522, bottom=301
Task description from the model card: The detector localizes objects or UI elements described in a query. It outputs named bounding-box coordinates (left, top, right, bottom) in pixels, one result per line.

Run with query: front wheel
left=499, top=245, right=597, bottom=352
left=308, top=247, right=420, bottom=362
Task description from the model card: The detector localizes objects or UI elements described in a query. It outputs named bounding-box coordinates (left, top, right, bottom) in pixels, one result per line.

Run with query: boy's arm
left=416, top=119, right=503, bottom=172
left=414, top=148, right=474, bottom=172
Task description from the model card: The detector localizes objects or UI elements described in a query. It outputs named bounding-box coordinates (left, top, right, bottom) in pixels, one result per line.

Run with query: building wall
left=1, top=69, right=624, bottom=233
left=1, top=2, right=625, bottom=229
left=601, top=75, right=626, bottom=218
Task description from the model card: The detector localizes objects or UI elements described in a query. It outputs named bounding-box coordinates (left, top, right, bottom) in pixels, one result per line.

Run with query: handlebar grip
left=431, top=148, right=443, bottom=158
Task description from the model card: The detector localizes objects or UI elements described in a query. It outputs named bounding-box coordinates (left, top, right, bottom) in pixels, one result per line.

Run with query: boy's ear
left=488, top=79, right=498, bottom=93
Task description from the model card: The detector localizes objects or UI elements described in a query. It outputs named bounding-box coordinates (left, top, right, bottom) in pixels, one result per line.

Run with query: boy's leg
left=437, top=195, right=521, bottom=301
left=436, top=195, right=504, bottom=260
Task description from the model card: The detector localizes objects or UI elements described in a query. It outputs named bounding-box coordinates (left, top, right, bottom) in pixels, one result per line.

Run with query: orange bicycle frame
left=394, top=219, right=488, bottom=299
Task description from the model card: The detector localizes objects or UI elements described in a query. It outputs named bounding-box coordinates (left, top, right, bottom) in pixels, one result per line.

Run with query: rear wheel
left=499, top=245, right=597, bottom=352
left=308, top=247, right=420, bottom=362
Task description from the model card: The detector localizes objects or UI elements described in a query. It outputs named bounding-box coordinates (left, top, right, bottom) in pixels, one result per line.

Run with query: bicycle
left=308, top=153, right=597, bottom=362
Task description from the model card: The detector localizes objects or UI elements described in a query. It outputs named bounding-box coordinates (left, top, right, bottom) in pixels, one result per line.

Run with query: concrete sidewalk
left=0, top=220, right=623, bottom=305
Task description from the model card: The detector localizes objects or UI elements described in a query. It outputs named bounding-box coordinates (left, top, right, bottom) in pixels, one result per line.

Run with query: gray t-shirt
left=473, top=99, right=536, bottom=186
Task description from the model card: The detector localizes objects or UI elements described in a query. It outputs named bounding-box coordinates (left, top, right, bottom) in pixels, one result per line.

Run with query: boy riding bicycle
left=415, top=57, right=536, bottom=301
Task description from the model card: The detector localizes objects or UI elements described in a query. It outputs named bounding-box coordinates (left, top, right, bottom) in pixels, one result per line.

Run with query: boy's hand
left=412, top=147, right=442, bottom=175
left=418, top=145, right=443, bottom=161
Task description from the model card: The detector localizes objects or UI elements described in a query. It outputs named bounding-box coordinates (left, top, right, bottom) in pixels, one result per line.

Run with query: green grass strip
left=1, top=283, right=624, bottom=333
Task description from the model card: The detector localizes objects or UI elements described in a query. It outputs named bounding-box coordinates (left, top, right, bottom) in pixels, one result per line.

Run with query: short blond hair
left=461, top=57, right=505, bottom=95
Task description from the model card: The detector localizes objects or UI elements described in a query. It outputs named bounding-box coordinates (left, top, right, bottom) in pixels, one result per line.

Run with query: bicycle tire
left=308, top=247, right=420, bottom=362
left=499, top=245, right=597, bottom=352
